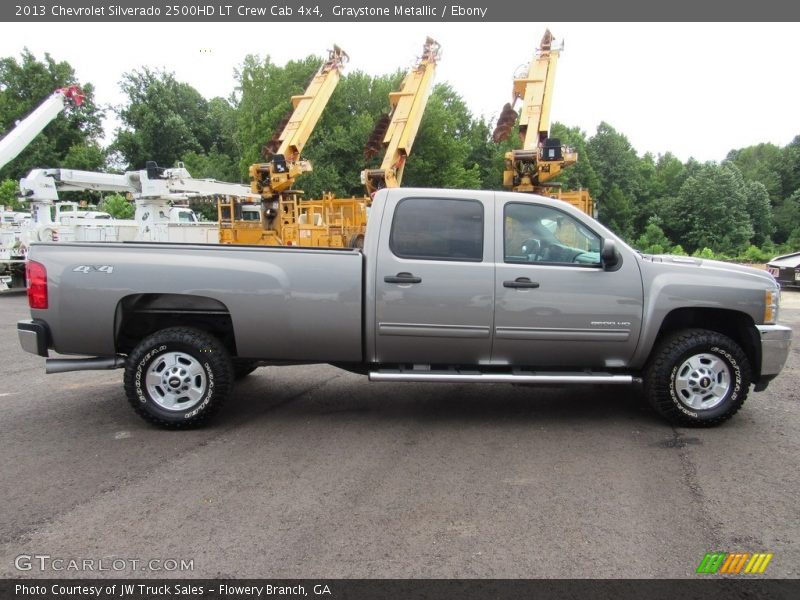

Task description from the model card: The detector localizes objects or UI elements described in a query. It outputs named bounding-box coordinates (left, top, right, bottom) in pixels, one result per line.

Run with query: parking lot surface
left=1, top=291, right=798, bottom=578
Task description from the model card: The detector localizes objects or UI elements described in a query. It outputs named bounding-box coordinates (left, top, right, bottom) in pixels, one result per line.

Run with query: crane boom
left=0, top=86, right=84, bottom=172
left=516, top=29, right=559, bottom=153
left=276, top=46, right=348, bottom=160
left=493, top=30, right=590, bottom=214
left=362, top=37, right=441, bottom=195
left=20, top=164, right=255, bottom=203
left=18, top=163, right=255, bottom=244
left=249, top=46, right=348, bottom=198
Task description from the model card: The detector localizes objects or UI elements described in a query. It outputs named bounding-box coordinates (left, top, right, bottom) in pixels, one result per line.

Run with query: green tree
left=773, top=189, right=800, bottom=245
left=179, top=97, right=241, bottom=182
left=402, top=83, right=482, bottom=190
left=777, top=136, right=800, bottom=199
left=601, top=183, right=635, bottom=241
left=98, top=193, right=134, bottom=218
left=62, top=142, right=106, bottom=171
left=741, top=245, right=771, bottom=263
left=743, top=180, right=774, bottom=246
left=652, top=152, right=687, bottom=198
left=0, top=49, right=104, bottom=180
left=234, top=54, right=320, bottom=179
left=550, top=122, right=601, bottom=195
left=665, top=163, right=753, bottom=254
left=726, top=143, right=784, bottom=204
left=112, top=68, right=225, bottom=170
left=0, top=178, right=22, bottom=210
left=466, top=115, right=506, bottom=190
left=634, top=218, right=673, bottom=254
left=586, top=122, right=643, bottom=238
left=301, top=69, right=404, bottom=197
left=189, top=199, right=217, bottom=221
left=182, top=149, right=240, bottom=183
left=693, top=247, right=716, bottom=259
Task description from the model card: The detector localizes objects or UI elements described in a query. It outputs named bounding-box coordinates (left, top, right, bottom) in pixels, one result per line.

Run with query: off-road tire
left=123, top=327, right=233, bottom=429
left=644, top=328, right=751, bottom=427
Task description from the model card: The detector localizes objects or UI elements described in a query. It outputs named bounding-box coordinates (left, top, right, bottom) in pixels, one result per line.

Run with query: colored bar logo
left=696, top=552, right=773, bottom=574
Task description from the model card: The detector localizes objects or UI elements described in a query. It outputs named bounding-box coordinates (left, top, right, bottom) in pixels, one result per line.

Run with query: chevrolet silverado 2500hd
left=17, top=188, right=792, bottom=428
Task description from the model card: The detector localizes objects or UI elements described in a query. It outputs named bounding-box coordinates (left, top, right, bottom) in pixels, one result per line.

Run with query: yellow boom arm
left=516, top=29, right=559, bottom=152
left=250, top=45, right=348, bottom=198
left=493, top=30, right=578, bottom=193
left=362, top=37, right=441, bottom=196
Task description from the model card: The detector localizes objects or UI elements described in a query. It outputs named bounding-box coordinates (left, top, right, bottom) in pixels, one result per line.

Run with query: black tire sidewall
left=665, top=337, right=746, bottom=422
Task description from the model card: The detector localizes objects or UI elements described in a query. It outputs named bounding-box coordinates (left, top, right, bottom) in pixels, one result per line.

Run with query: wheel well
left=653, top=307, right=761, bottom=380
left=115, top=294, right=237, bottom=356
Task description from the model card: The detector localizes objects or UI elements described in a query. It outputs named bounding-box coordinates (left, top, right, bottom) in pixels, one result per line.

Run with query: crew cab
left=17, top=188, right=792, bottom=428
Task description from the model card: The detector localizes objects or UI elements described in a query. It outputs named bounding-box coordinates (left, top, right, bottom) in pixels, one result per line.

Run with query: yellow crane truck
left=218, top=45, right=349, bottom=246
left=362, top=36, right=441, bottom=196
left=297, top=35, right=441, bottom=249
left=493, top=30, right=593, bottom=216
left=219, top=38, right=439, bottom=248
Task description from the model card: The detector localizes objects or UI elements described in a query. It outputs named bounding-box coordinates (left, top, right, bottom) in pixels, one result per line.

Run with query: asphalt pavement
left=0, top=291, right=798, bottom=578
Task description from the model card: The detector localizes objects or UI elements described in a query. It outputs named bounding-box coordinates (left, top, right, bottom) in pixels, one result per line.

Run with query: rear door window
left=390, top=198, right=484, bottom=262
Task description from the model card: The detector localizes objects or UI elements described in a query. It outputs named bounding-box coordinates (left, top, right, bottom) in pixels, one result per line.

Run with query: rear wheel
left=124, top=327, right=233, bottom=428
left=644, top=328, right=751, bottom=427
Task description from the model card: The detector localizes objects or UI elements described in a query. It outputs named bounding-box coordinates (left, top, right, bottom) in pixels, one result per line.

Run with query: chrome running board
left=369, top=368, right=633, bottom=384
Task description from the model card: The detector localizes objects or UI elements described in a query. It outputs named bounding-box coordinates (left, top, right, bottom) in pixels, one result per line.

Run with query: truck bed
left=29, top=241, right=364, bottom=361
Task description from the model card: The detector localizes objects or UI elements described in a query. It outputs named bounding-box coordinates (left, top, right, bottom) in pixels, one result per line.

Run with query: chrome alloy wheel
left=673, top=353, right=731, bottom=410
left=145, top=351, right=207, bottom=411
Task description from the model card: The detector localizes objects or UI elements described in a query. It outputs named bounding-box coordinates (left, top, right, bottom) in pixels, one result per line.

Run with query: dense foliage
left=2, top=49, right=799, bottom=259
left=98, top=193, right=134, bottom=219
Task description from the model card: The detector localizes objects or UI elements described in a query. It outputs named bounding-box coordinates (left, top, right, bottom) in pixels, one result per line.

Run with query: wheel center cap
left=168, top=377, right=181, bottom=388
left=699, top=376, right=711, bottom=388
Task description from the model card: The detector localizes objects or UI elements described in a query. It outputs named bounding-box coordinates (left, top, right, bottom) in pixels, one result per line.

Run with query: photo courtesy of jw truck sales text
left=17, top=187, right=792, bottom=428
left=15, top=583, right=331, bottom=596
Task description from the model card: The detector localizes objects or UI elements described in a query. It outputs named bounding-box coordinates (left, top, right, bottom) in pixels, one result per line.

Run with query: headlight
left=763, top=289, right=779, bottom=325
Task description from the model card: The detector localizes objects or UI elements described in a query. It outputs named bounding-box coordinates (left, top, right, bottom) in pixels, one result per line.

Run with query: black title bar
left=3, top=0, right=800, bottom=22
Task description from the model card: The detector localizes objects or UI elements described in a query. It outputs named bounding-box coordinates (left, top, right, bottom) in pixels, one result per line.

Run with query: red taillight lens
left=26, top=260, right=48, bottom=309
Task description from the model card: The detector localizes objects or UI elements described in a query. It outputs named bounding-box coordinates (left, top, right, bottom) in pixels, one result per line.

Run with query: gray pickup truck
left=17, top=188, right=792, bottom=428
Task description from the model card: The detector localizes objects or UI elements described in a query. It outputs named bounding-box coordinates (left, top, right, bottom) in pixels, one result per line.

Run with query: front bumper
left=756, top=324, right=792, bottom=380
left=18, top=320, right=49, bottom=357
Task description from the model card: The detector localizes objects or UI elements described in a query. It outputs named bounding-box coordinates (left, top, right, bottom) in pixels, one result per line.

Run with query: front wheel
left=123, top=327, right=233, bottom=428
left=644, top=328, right=751, bottom=427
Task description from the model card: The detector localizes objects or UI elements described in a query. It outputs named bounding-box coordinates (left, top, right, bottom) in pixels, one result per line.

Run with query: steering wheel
left=520, top=238, right=541, bottom=261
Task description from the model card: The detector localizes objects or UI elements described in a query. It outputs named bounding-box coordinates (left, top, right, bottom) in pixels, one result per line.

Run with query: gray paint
left=373, top=189, right=496, bottom=364
left=29, top=243, right=363, bottom=362
left=629, top=254, right=776, bottom=368
left=491, top=195, right=644, bottom=368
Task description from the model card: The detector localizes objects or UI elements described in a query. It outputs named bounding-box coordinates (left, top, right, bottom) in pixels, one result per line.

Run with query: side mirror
left=601, top=239, right=619, bottom=269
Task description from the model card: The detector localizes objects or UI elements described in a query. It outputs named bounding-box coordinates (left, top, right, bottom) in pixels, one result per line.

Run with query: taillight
left=26, top=260, right=48, bottom=309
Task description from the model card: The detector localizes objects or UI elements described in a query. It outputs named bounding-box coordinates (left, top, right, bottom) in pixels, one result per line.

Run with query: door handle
left=384, top=272, right=422, bottom=284
left=503, top=277, right=540, bottom=289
